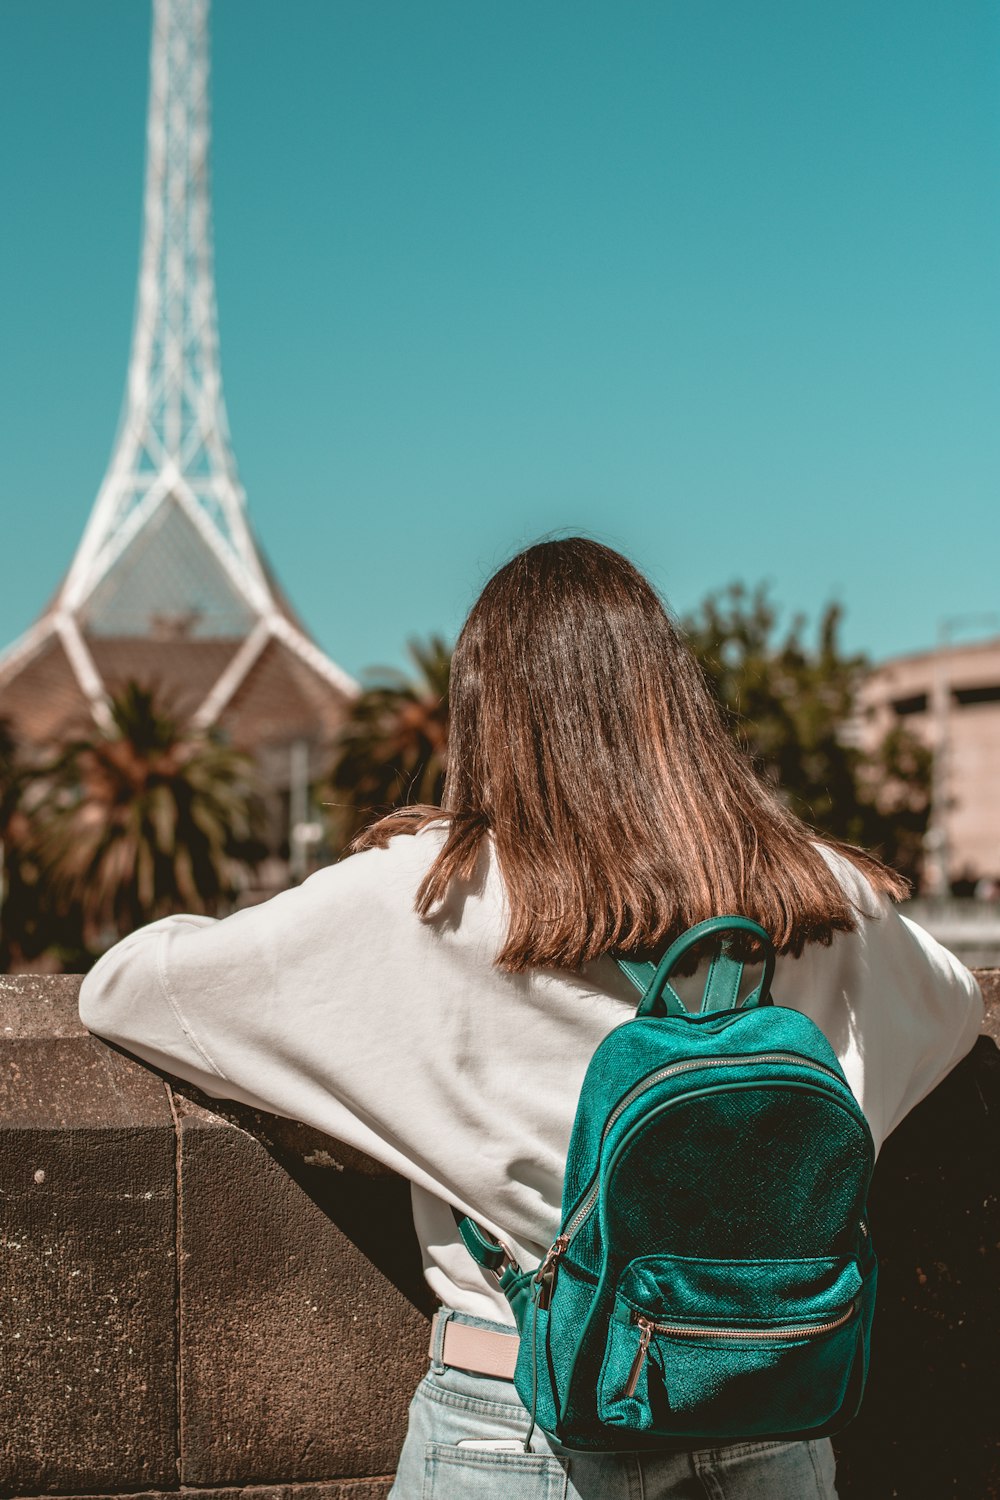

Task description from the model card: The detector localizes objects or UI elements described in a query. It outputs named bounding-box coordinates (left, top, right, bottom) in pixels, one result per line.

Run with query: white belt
left=430, top=1311, right=520, bottom=1381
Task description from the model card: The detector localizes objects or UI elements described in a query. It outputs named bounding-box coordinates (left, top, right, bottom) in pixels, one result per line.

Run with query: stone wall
left=2, top=974, right=998, bottom=1500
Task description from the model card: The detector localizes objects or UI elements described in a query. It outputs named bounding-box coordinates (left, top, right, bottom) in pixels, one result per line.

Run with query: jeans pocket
left=694, top=1437, right=839, bottom=1500
left=422, top=1441, right=568, bottom=1499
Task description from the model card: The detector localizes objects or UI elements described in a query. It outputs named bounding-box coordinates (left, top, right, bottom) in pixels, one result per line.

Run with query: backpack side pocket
left=598, top=1254, right=868, bottom=1440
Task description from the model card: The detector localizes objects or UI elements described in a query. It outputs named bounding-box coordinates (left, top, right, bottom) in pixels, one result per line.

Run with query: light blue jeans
left=389, top=1310, right=839, bottom=1500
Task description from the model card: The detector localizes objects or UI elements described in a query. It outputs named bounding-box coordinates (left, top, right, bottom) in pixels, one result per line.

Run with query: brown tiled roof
left=89, top=637, right=242, bottom=720
left=220, top=636, right=350, bottom=749
left=0, top=627, right=349, bottom=754
left=0, top=634, right=93, bottom=746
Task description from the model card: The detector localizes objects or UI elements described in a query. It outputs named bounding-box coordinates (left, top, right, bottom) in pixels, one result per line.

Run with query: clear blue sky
left=2, top=0, right=998, bottom=680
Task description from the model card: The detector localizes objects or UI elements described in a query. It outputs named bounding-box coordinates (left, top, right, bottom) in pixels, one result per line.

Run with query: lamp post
left=289, top=739, right=324, bottom=884
left=926, top=613, right=1000, bottom=899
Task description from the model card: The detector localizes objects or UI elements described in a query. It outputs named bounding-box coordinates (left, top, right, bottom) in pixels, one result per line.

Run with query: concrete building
left=859, top=636, right=1000, bottom=890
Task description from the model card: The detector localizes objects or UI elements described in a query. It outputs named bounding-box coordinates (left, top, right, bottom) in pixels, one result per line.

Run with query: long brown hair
left=357, top=538, right=906, bottom=971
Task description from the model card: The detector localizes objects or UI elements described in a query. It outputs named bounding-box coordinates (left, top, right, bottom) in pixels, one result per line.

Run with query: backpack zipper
left=560, top=1052, right=848, bottom=1246
left=622, top=1300, right=859, bottom=1399
left=533, top=1233, right=571, bottom=1307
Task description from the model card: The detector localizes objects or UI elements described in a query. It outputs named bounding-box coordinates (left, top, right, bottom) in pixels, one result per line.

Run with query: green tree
left=1, top=720, right=39, bottom=967
left=0, top=719, right=88, bottom=970
left=327, top=636, right=450, bottom=849
left=0, top=719, right=22, bottom=942
left=29, top=683, right=267, bottom=947
left=682, top=583, right=930, bottom=881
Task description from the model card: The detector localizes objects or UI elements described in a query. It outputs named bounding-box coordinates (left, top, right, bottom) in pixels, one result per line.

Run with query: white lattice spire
left=63, top=0, right=271, bottom=633
left=0, top=0, right=354, bottom=730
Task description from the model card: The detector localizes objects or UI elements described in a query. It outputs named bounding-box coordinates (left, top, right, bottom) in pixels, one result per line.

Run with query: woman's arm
left=78, top=839, right=457, bottom=1182
left=779, top=852, right=984, bottom=1151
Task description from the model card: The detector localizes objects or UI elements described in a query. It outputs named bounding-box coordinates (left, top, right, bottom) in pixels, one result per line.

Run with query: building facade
left=859, top=637, right=1000, bottom=891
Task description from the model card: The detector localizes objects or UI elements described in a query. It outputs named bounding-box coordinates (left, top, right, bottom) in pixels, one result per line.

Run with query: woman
left=80, top=538, right=982, bottom=1499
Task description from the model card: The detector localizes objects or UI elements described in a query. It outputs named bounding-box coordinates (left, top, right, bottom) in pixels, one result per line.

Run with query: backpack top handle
left=615, top=915, right=776, bottom=1020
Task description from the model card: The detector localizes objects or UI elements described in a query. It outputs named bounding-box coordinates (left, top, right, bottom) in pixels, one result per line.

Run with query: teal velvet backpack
left=460, top=916, right=877, bottom=1451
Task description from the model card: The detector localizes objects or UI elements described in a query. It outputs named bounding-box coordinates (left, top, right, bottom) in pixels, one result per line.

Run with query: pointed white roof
left=0, top=0, right=354, bottom=742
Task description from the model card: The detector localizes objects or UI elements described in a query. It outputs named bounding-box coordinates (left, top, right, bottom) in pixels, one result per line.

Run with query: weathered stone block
left=174, top=1093, right=428, bottom=1486
left=0, top=980, right=177, bottom=1495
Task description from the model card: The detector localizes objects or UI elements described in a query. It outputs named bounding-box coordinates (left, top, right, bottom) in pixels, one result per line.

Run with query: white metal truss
left=0, top=0, right=355, bottom=725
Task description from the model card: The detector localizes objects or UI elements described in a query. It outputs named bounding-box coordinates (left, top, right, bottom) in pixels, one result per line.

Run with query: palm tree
left=29, top=682, right=267, bottom=946
left=327, top=636, right=450, bottom=849
left=0, top=717, right=19, bottom=885
left=1, top=720, right=89, bottom=969
left=1, top=719, right=31, bottom=967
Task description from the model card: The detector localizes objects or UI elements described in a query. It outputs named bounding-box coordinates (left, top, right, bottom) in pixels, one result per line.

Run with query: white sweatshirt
left=78, top=828, right=983, bottom=1323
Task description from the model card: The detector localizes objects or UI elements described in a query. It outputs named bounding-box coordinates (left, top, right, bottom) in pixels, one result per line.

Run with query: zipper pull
left=624, top=1316, right=654, bottom=1400
left=533, top=1233, right=570, bottom=1309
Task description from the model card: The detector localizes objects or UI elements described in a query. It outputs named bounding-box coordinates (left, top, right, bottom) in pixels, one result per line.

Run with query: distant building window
left=954, top=684, right=1000, bottom=707
left=891, top=693, right=928, bottom=716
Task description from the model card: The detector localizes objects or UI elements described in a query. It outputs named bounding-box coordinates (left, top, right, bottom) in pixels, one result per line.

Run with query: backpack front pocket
left=597, top=1254, right=866, bottom=1438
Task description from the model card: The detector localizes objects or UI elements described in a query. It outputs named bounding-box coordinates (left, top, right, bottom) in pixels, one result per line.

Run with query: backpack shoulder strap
left=615, top=916, right=775, bottom=1018
left=455, top=1211, right=519, bottom=1275
left=453, top=1209, right=536, bottom=1328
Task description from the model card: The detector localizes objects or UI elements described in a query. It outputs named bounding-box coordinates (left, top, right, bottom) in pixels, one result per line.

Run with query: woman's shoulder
left=813, top=841, right=887, bottom=922
left=305, top=822, right=451, bottom=899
